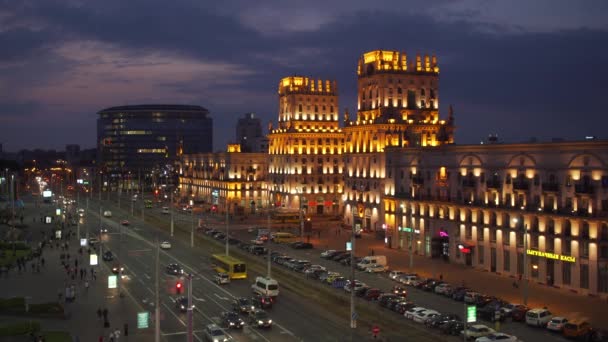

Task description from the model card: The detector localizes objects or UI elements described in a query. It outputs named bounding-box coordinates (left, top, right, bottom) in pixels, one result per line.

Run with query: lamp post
left=299, top=189, right=304, bottom=240
left=409, top=211, right=415, bottom=270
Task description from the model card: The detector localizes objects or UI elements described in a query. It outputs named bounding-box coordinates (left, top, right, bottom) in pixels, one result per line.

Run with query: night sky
left=1, top=0, right=607, bottom=152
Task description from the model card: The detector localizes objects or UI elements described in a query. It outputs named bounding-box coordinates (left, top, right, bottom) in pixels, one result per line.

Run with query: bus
left=271, top=209, right=302, bottom=223
left=145, top=200, right=153, bottom=208
left=271, top=232, right=299, bottom=244
left=211, top=254, right=247, bottom=279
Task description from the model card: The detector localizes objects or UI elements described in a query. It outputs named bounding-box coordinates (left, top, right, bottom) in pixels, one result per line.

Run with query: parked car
left=220, top=311, right=245, bottom=329
left=462, top=324, right=495, bottom=340
left=363, top=288, right=382, bottom=301
left=366, top=264, right=388, bottom=273
left=439, top=320, right=464, bottom=336
left=320, top=250, right=339, bottom=258
left=499, top=303, right=521, bottom=317
left=394, top=301, right=416, bottom=314
left=404, top=307, right=428, bottom=320
left=525, top=308, right=552, bottom=327
left=546, top=316, right=568, bottom=332
left=464, top=291, right=482, bottom=304
left=479, top=300, right=507, bottom=322
left=291, top=241, right=313, bottom=249
left=511, top=305, right=531, bottom=322
left=475, top=332, right=519, bottom=342
left=452, top=287, right=470, bottom=301
left=412, top=310, right=440, bottom=324
left=426, top=313, right=461, bottom=329
left=388, top=270, right=404, bottom=280
left=563, top=320, right=592, bottom=339
left=166, top=263, right=184, bottom=276
left=378, top=294, right=399, bottom=308
left=422, top=280, right=443, bottom=292
left=344, top=280, right=366, bottom=293
left=121, top=220, right=130, bottom=226
left=434, top=283, right=452, bottom=295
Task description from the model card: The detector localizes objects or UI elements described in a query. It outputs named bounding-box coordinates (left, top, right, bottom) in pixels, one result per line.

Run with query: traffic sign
left=352, top=312, right=358, bottom=320
left=137, top=311, right=149, bottom=329
left=89, top=253, right=98, bottom=266
left=466, top=305, right=477, bottom=323
left=346, top=242, right=352, bottom=251
left=108, top=275, right=117, bottom=289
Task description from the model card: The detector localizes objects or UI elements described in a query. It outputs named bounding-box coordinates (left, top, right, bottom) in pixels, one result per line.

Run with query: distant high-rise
left=97, top=104, right=213, bottom=173
left=236, top=113, right=263, bottom=152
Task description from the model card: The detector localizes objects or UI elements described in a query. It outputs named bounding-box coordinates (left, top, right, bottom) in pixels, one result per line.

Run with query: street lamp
left=409, top=209, right=415, bottom=270
left=299, top=189, right=305, bottom=240
left=513, top=217, right=529, bottom=305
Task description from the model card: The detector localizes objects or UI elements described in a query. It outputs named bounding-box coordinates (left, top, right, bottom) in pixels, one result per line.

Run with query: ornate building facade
left=179, top=144, right=268, bottom=214
left=343, top=50, right=455, bottom=233
left=383, top=141, right=608, bottom=296
left=268, top=76, right=344, bottom=215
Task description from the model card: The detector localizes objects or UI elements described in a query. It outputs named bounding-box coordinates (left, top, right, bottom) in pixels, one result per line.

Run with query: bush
left=0, top=241, right=30, bottom=250
left=29, top=302, right=63, bottom=314
left=0, top=321, right=40, bottom=336
left=0, top=297, right=25, bottom=310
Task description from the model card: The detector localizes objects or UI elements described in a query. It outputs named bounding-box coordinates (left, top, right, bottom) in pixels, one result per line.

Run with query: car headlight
left=268, top=320, right=272, bottom=324
left=213, top=339, right=219, bottom=342
left=229, top=322, right=234, bottom=325
left=180, top=305, right=185, bottom=309
left=251, top=306, right=255, bottom=310
left=258, top=320, right=264, bottom=324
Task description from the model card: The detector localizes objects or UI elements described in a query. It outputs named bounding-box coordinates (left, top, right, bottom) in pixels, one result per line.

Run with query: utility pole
left=170, top=191, right=174, bottom=237
left=155, top=237, right=160, bottom=342
left=522, top=220, right=529, bottom=305
left=225, top=196, right=229, bottom=255
left=299, top=192, right=304, bottom=240
left=186, top=273, right=193, bottom=342
left=191, top=205, right=194, bottom=248
left=409, top=212, right=414, bottom=270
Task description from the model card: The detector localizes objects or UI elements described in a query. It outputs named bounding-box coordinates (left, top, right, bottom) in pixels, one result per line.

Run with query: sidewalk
left=0, top=195, right=155, bottom=341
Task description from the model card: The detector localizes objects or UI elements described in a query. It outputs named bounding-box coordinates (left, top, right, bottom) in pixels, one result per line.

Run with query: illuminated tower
left=268, top=76, right=344, bottom=215
left=343, top=50, right=454, bottom=234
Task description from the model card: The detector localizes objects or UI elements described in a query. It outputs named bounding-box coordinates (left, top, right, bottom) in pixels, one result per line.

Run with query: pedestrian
left=370, top=248, right=375, bottom=256
left=114, top=329, right=121, bottom=340
left=41, top=257, right=45, bottom=267
left=92, top=270, right=97, bottom=281
left=439, top=274, right=443, bottom=281
left=97, top=308, right=102, bottom=320
left=123, top=323, right=128, bottom=337
left=109, top=332, right=115, bottom=342
left=75, top=259, right=78, bottom=268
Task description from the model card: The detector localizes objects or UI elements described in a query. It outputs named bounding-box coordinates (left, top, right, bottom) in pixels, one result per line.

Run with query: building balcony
left=512, top=181, right=529, bottom=190
left=542, top=182, right=560, bottom=192
left=575, top=183, right=594, bottom=194
left=486, top=180, right=502, bottom=189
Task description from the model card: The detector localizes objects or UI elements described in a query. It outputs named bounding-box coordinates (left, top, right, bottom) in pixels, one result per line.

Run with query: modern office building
left=97, top=104, right=213, bottom=181
left=179, top=143, right=268, bottom=214
left=267, top=76, right=344, bottom=215
left=343, top=50, right=454, bottom=233
left=236, top=113, right=266, bottom=153
left=382, top=140, right=608, bottom=296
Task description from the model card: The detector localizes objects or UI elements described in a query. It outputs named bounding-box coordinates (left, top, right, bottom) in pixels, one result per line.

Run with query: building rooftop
left=98, top=104, right=209, bottom=114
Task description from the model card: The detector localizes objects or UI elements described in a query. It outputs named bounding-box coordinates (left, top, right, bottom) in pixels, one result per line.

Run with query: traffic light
left=176, top=281, right=183, bottom=294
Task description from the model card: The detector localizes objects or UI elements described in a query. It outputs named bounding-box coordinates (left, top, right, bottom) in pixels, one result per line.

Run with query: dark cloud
left=0, top=0, right=606, bottom=151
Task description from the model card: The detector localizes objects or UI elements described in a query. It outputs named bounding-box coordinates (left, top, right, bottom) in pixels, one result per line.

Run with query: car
left=166, top=263, right=184, bottom=275
left=333, top=252, right=351, bottom=262
left=479, top=300, right=507, bottom=322
left=475, top=332, right=519, bottom=342
left=510, top=305, right=531, bottom=322
left=249, top=245, right=267, bottom=255
left=203, top=323, right=231, bottom=342
left=563, top=320, right=592, bottom=339
left=404, top=307, right=428, bottom=320
left=392, top=285, right=407, bottom=297
left=464, top=291, right=482, bottom=304
left=388, top=270, right=405, bottom=280
left=366, top=264, right=387, bottom=273
left=329, top=251, right=348, bottom=261
left=344, top=280, right=366, bottom=292
left=251, top=239, right=265, bottom=245
left=318, top=271, right=338, bottom=283
left=546, top=316, right=568, bottom=332
left=462, top=324, right=495, bottom=340
left=111, top=264, right=124, bottom=274
left=214, top=272, right=231, bottom=285
left=320, top=250, right=340, bottom=259
left=422, top=280, right=443, bottom=292
left=354, top=285, right=371, bottom=297
left=160, top=241, right=172, bottom=249
left=103, top=210, right=112, bottom=217
left=175, top=296, right=194, bottom=312
left=102, top=251, right=114, bottom=261
left=248, top=309, right=272, bottom=328
left=434, top=283, right=453, bottom=295
left=340, top=256, right=362, bottom=266
left=412, top=310, right=440, bottom=324
left=121, top=220, right=130, bottom=226
left=387, top=297, right=409, bottom=312
left=232, top=297, right=255, bottom=314
left=252, top=294, right=273, bottom=310
left=363, top=288, right=382, bottom=301
left=425, top=313, right=461, bottom=329
left=291, top=241, right=313, bottom=249
left=440, top=320, right=464, bottom=336
left=161, top=207, right=170, bottom=215
left=324, top=272, right=342, bottom=285
left=525, top=308, right=552, bottom=327
left=452, top=287, right=470, bottom=301
left=100, top=227, right=108, bottom=234
left=394, top=301, right=416, bottom=314
left=499, top=303, right=521, bottom=317
left=398, top=274, right=420, bottom=285
left=221, top=311, right=245, bottom=329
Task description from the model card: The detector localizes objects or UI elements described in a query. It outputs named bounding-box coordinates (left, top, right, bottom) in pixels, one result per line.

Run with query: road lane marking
left=214, top=293, right=230, bottom=301
left=193, top=295, right=206, bottom=302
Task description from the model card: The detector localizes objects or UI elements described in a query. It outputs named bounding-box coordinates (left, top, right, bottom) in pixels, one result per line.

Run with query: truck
left=356, top=256, right=387, bottom=271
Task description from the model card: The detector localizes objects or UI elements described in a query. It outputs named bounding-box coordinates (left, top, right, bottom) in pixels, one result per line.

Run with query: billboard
left=43, top=190, right=52, bottom=198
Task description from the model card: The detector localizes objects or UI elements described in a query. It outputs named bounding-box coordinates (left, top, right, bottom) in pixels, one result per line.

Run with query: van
left=103, top=211, right=112, bottom=217
left=161, top=207, right=170, bottom=215
left=251, top=276, right=279, bottom=297
left=525, top=308, right=552, bottom=327
left=356, top=256, right=387, bottom=271
left=271, top=232, right=298, bottom=244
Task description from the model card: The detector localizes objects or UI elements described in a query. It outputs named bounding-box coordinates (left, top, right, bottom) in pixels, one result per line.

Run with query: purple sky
left=1, top=0, right=607, bottom=152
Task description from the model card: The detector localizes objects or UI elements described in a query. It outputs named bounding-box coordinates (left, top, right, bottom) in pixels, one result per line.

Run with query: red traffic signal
left=176, top=282, right=183, bottom=294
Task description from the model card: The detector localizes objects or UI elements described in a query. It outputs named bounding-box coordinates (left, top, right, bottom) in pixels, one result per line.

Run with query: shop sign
left=526, top=249, right=575, bottom=263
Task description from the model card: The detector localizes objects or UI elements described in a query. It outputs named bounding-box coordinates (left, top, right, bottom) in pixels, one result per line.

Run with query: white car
left=546, top=317, right=568, bottom=332
left=366, top=264, right=387, bottom=273
left=203, top=324, right=231, bottom=342
left=462, top=324, right=495, bottom=340
left=475, top=332, right=519, bottom=342
left=344, top=280, right=366, bottom=292
left=499, top=303, right=521, bottom=317
left=160, top=241, right=172, bottom=249
left=388, top=270, right=404, bottom=280
left=404, top=307, right=428, bottom=320
left=434, top=283, right=452, bottom=295
left=412, top=310, right=440, bottom=324
left=214, top=272, right=231, bottom=285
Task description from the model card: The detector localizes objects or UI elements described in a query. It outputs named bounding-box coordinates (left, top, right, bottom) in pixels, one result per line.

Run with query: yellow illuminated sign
left=526, top=249, right=575, bottom=263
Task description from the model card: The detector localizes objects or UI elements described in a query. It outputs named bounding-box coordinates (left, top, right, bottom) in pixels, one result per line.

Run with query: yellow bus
left=211, top=254, right=247, bottom=279
left=271, top=232, right=299, bottom=244
left=271, top=210, right=301, bottom=223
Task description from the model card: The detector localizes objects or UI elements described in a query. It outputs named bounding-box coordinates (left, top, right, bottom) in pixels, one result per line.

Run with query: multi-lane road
left=82, top=194, right=370, bottom=342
